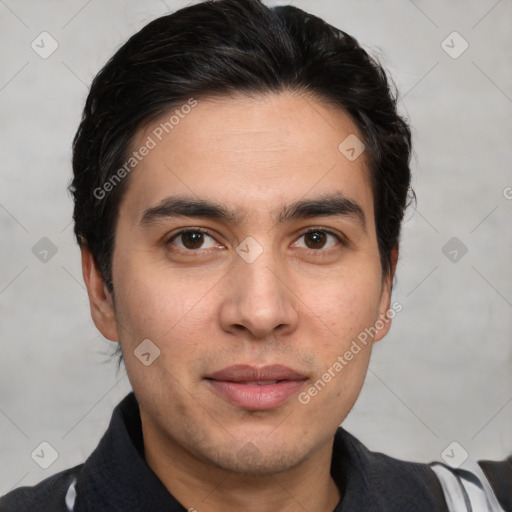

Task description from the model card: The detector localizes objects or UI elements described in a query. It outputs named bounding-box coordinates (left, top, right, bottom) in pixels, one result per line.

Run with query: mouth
left=205, top=364, right=308, bottom=410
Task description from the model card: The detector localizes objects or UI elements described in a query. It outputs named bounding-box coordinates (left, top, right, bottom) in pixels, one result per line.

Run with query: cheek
left=113, top=269, right=197, bottom=404
left=113, top=252, right=197, bottom=341
left=308, top=266, right=383, bottom=343
left=113, top=257, right=215, bottom=377
left=297, top=266, right=382, bottom=407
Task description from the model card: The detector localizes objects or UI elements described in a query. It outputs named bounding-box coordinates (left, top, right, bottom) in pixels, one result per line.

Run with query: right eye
left=166, top=228, right=224, bottom=253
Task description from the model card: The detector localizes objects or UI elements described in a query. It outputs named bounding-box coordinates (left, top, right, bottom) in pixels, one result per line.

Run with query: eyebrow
left=139, top=192, right=367, bottom=232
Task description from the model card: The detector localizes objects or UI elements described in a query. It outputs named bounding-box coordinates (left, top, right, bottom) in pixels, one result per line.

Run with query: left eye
left=292, top=229, right=342, bottom=251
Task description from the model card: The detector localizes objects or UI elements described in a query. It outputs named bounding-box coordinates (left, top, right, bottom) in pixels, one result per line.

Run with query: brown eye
left=167, top=229, right=219, bottom=251
left=180, top=231, right=205, bottom=249
left=304, top=231, right=327, bottom=249
left=293, top=229, right=342, bottom=251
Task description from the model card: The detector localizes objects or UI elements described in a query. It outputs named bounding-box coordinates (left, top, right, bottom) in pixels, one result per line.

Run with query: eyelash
left=165, top=227, right=345, bottom=254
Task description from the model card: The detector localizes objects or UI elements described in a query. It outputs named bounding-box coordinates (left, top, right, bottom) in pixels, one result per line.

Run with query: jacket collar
left=75, top=392, right=445, bottom=511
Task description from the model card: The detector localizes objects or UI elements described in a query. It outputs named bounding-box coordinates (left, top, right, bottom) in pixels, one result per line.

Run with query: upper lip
left=206, top=364, right=307, bottom=382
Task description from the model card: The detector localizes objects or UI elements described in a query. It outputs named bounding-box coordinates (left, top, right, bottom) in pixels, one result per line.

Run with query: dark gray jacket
left=1, top=392, right=510, bottom=511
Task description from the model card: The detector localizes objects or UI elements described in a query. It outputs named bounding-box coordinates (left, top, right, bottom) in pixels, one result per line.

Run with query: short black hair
left=70, top=0, right=413, bottom=295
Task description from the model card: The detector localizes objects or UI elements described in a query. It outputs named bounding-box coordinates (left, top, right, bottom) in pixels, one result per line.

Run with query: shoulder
left=358, top=441, right=450, bottom=505
left=0, top=464, right=83, bottom=512
left=477, top=455, right=512, bottom=511
left=336, top=427, right=512, bottom=511
left=333, top=427, right=449, bottom=510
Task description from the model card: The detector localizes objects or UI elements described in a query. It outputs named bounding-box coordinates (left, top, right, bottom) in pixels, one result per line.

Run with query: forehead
left=118, top=91, right=374, bottom=227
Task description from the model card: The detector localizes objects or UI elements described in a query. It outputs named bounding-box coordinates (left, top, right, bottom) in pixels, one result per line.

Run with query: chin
left=196, top=437, right=310, bottom=476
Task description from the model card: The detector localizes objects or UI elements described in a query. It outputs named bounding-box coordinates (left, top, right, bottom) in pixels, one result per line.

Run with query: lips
left=207, top=364, right=306, bottom=382
left=205, top=364, right=307, bottom=410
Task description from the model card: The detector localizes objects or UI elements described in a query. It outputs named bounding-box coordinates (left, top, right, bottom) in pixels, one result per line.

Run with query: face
left=84, top=91, right=396, bottom=475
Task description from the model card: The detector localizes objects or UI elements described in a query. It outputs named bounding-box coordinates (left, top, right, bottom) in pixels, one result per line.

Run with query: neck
left=142, top=422, right=341, bottom=512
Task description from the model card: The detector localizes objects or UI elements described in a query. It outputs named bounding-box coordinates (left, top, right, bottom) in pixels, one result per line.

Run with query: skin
left=81, top=91, right=398, bottom=512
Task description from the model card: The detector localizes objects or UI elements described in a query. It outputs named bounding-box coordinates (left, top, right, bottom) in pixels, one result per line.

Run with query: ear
left=373, top=245, right=399, bottom=343
left=80, top=243, right=119, bottom=342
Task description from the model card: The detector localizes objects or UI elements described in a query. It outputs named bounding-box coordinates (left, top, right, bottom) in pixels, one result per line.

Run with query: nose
left=218, top=245, right=299, bottom=340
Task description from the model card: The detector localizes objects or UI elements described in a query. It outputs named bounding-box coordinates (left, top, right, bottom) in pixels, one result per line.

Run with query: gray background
left=1, top=0, right=511, bottom=495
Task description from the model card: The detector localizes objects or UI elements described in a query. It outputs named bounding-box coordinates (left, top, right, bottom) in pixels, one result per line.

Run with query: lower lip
left=206, top=379, right=306, bottom=410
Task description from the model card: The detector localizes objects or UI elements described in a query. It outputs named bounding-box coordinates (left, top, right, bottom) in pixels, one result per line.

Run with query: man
left=1, top=0, right=510, bottom=511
